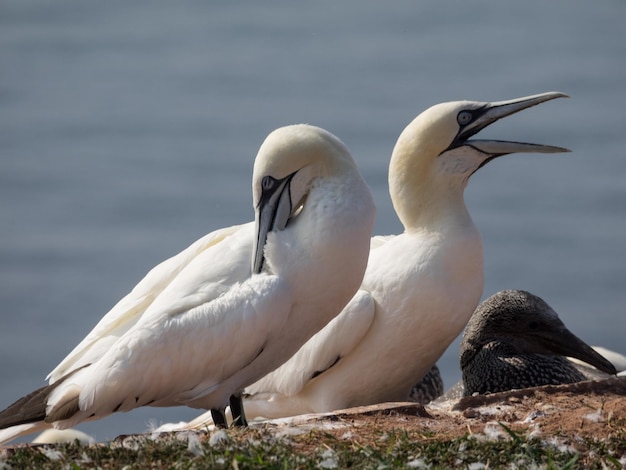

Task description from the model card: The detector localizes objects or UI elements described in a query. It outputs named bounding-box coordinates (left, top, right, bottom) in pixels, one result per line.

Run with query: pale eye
left=457, top=111, right=473, bottom=126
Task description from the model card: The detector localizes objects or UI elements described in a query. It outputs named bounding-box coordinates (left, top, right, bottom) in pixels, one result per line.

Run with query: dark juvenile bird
left=460, top=290, right=617, bottom=396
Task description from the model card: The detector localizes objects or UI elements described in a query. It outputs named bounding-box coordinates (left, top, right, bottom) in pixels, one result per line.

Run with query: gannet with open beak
left=0, top=124, right=376, bottom=444
left=164, top=92, right=569, bottom=429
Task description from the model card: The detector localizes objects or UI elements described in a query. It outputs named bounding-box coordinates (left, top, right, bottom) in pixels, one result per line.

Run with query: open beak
left=252, top=173, right=295, bottom=274
left=454, top=91, right=570, bottom=156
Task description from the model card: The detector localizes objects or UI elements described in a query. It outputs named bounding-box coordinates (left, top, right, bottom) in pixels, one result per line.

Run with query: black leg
left=229, top=394, right=248, bottom=427
left=210, top=408, right=228, bottom=429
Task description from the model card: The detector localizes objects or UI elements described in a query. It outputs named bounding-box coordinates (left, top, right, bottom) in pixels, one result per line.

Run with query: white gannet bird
left=0, top=124, right=376, bottom=444
left=164, top=92, right=569, bottom=430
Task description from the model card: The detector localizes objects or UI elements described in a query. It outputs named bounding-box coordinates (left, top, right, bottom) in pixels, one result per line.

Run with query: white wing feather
left=47, top=223, right=252, bottom=383
left=245, top=289, right=376, bottom=397
left=47, top=273, right=293, bottom=426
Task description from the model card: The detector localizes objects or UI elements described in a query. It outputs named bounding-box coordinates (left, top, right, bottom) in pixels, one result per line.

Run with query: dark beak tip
left=605, top=361, right=618, bottom=376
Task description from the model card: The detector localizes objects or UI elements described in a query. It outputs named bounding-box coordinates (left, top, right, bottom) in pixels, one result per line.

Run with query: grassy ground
left=2, top=424, right=624, bottom=469
left=2, top=379, right=625, bottom=469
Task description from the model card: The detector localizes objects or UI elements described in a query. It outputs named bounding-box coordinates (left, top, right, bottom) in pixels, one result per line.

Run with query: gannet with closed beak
left=460, top=290, right=617, bottom=396
left=0, top=124, right=376, bottom=444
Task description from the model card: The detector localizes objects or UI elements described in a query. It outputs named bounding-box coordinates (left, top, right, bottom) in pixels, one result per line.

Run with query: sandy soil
left=246, top=376, right=626, bottom=453
left=2, top=376, right=624, bottom=467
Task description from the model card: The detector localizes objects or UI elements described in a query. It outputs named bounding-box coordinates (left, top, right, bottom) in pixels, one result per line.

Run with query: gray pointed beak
left=454, top=91, right=571, bottom=156
left=252, top=173, right=295, bottom=274
left=468, top=139, right=569, bottom=156
left=537, top=327, right=617, bottom=375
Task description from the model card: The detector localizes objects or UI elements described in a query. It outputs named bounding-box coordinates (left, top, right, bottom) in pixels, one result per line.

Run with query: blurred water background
left=1, top=0, right=625, bottom=443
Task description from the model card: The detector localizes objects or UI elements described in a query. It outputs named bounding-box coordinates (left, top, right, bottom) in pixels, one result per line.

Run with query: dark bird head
left=460, top=289, right=617, bottom=376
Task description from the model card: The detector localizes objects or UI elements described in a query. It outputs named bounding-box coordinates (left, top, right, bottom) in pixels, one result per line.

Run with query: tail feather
left=0, top=383, right=50, bottom=429
left=0, top=365, right=88, bottom=442
left=0, top=422, right=52, bottom=445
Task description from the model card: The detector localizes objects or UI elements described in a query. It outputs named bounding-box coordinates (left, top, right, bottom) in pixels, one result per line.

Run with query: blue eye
left=457, top=111, right=473, bottom=126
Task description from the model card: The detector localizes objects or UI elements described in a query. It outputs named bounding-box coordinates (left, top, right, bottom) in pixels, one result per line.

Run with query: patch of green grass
left=1, top=426, right=624, bottom=469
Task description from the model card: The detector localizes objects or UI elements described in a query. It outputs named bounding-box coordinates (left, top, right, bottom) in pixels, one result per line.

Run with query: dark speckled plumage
left=460, top=290, right=616, bottom=396
left=409, top=364, right=444, bottom=404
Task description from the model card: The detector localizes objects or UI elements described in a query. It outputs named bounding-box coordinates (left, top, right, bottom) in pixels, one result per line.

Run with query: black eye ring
left=457, top=111, right=473, bottom=126
left=528, top=321, right=539, bottom=330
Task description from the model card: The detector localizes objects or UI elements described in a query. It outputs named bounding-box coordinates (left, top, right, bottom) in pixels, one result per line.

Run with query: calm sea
left=1, top=0, right=625, bottom=442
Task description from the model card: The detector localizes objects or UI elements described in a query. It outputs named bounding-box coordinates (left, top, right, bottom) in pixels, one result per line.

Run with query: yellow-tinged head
left=389, top=92, right=570, bottom=230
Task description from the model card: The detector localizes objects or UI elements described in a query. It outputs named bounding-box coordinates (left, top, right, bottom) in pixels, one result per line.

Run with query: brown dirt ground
left=239, top=376, right=626, bottom=452
left=2, top=377, right=625, bottom=465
